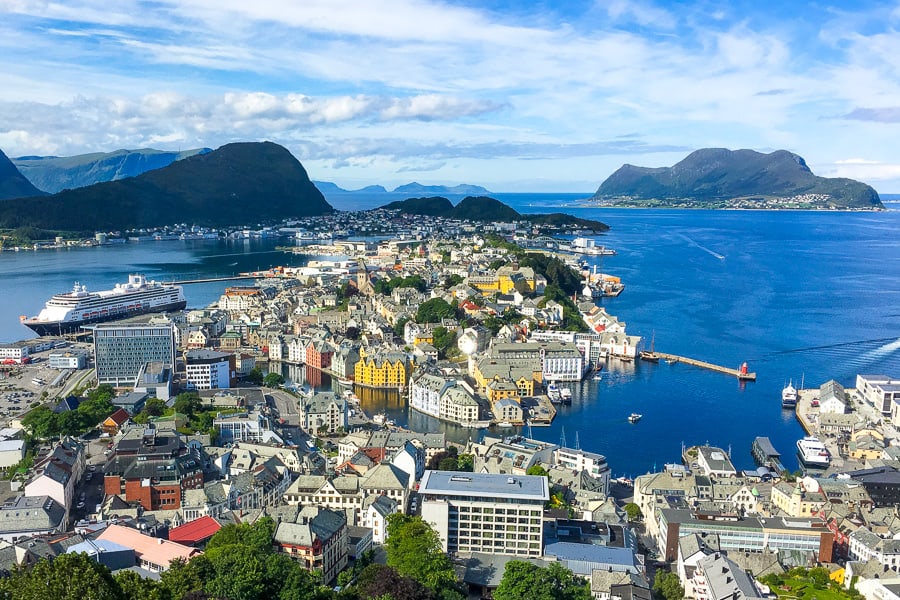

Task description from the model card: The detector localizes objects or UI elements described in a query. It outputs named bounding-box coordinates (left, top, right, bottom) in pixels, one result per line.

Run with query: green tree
left=456, top=453, right=474, bottom=472
left=393, top=316, right=410, bottom=338
left=144, top=397, right=167, bottom=417
left=623, top=502, right=643, bottom=522
left=416, top=298, right=456, bottom=324
left=114, top=569, right=165, bottom=600
left=21, top=405, right=60, bottom=438
left=206, top=516, right=276, bottom=552
left=431, top=326, right=457, bottom=358
left=246, top=367, right=265, bottom=385
left=653, top=570, right=684, bottom=600
left=173, top=392, right=203, bottom=417
left=0, top=552, right=123, bottom=600
left=526, top=464, right=549, bottom=478
left=354, top=564, right=433, bottom=600
left=385, top=514, right=461, bottom=596
left=263, top=372, right=285, bottom=388
left=159, top=557, right=205, bottom=600
left=492, top=560, right=591, bottom=600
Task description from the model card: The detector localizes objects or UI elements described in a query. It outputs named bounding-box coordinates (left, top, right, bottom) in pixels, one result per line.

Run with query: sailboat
left=640, top=331, right=659, bottom=363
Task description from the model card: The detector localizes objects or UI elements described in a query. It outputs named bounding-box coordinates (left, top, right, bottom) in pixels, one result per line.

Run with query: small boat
left=593, top=374, right=603, bottom=381
left=628, top=413, right=642, bottom=423
left=547, top=382, right=561, bottom=403
left=496, top=421, right=513, bottom=428
left=560, top=388, right=572, bottom=405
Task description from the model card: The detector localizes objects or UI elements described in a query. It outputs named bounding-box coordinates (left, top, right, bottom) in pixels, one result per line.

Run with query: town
left=0, top=209, right=898, bottom=600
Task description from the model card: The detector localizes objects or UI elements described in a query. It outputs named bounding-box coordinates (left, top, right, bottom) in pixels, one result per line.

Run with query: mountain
left=593, top=148, right=883, bottom=209
left=392, top=182, right=491, bottom=195
left=0, top=149, right=47, bottom=200
left=380, top=195, right=608, bottom=231
left=13, top=148, right=211, bottom=193
left=0, top=142, right=333, bottom=231
left=313, top=181, right=388, bottom=194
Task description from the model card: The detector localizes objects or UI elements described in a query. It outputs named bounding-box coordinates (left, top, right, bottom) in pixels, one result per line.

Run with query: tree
left=393, top=316, right=411, bottom=339
left=173, top=392, right=202, bottom=417
left=415, top=298, right=455, bottom=324
left=246, top=367, right=265, bottom=385
left=263, top=372, right=285, bottom=388
left=354, top=564, right=433, bottom=600
left=492, top=560, right=591, bottom=600
left=653, top=570, right=684, bottom=600
left=114, top=569, right=165, bottom=600
left=623, top=502, right=643, bottom=522
left=385, top=514, right=461, bottom=596
left=21, top=405, right=60, bottom=438
left=0, top=552, right=123, bottom=600
left=456, top=453, right=474, bottom=472
left=144, top=397, right=167, bottom=417
left=431, top=326, right=457, bottom=358
left=526, top=464, right=549, bottom=478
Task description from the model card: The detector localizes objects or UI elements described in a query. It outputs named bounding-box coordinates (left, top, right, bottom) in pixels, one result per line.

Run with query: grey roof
left=419, top=470, right=549, bottom=501
left=273, top=506, right=345, bottom=546
left=698, top=553, right=764, bottom=600
left=0, top=495, right=66, bottom=534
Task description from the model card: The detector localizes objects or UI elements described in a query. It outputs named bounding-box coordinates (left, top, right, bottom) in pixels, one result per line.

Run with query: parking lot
left=0, top=341, right=95, bottom=422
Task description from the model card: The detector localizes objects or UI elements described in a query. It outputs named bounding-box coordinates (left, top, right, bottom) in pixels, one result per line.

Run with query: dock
left=170, top=275, right=258, bottom=285
left=654, top=352, right=756, bottom=381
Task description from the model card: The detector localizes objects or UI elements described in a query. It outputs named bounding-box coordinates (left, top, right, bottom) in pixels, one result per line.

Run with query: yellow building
left=354, top=350, right=410, bottom=389
left=473, top=356, right=539, bottom=397
left=486, top=377, right=520, bottom=403
left=848, top=428, right=885, bottom=461
left=770, top=481, right=826, bottom=517
left=467, top=266, right=536, bottom=296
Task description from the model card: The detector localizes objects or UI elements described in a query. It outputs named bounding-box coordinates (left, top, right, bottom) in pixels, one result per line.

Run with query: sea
left=2, top=193, right=899, bottom=478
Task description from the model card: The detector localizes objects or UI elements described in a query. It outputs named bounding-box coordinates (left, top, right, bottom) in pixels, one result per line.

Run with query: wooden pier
left=655, top=352, right=757, bottom=381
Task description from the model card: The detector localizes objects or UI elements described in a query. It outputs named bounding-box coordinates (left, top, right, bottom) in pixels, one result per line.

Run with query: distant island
left=12, top=147, right=211, bottom=194
left=314, top=181, right=490, bottom=195
left=0, top=142, right=332, bottom=232
left=592, top=148, right=883, bottom=210
left=381, top=195, right=609, bottom=231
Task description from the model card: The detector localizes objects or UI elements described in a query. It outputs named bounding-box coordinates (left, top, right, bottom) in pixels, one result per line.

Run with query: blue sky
left=2, top=0, right=900, bottom=192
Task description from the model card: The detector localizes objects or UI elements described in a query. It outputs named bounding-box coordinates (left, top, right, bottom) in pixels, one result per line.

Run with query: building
left=214, top=406, right=273, bottom=443
left=849, top=466, right=900, bottom=507
left=694, top=446, right=737, bottom=479
left=48, top=349, right=88, bottom=369
left=656, top=509, right=834, bottom=563
left=355, top=350, right=410, bottom=388
left=133, top=361, right=174, bottom=401
left=93, top=323, right=176, bottom=387
left=103, top=428, right=203, bottom=510
left=691, top=552, right=765, bottom=600
left=273, top=506, right=348, bottom=584
left=819, top=380, right=848, bottom=415
left=857, top=374, right=900, bottom=415
left=306, top=340, right=334, bottom=370
left=419, top=470, right=549, bottom=557
left=97, top=524, right=201, bottom=572
left=111, top=391, right=148, bottom=415
left=298, top=392, right=349, bottom=435
left=185, top=349, right=236, bottom=390
left=24, top=437, right=85, bottom=522
left=553, top=447, right=611, bottom=496
left=0, top=495, right=67, bottom=543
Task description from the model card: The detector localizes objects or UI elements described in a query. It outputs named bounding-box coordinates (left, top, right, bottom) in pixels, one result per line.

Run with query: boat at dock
left=640, top=331, right=659, bottom=363
left=781, top=381, right=798, bottom=408
left=628, top=413, right=642, bottom=423
left=560, top=388, right=572, bottom=405
left=22, top=273, right=186, bottom=336
left=547, top=382, right=562, bottom=403
left=797, top=436, right=830, bottom=468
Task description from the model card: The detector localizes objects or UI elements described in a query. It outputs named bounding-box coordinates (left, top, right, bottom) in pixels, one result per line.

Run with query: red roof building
left=102, top=408, right=131, bottom=435
left=168, top=515, right=222, bottom=547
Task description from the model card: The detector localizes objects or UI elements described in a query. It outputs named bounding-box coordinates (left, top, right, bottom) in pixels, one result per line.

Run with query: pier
left=170, top=275, right=258, bottom=285
left=654, top=352, right=756, bottom=381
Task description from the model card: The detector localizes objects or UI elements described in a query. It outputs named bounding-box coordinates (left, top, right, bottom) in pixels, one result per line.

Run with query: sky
left=2, top=1, right=900, bottom=193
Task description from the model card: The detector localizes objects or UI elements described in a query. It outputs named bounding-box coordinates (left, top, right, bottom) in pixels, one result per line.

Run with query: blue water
left=2, top=194, right=898, bottom=477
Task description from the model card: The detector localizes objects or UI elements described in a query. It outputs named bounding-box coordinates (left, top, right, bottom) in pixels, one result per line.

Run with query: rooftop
left=419, top=470, right=549, bottom=501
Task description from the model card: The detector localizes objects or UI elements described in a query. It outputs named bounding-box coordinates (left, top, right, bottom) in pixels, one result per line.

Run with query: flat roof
left=419, top=470, right=549, bottom=501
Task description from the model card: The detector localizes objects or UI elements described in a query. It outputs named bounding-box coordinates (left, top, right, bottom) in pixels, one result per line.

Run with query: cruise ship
left=22, top=274, right=186, bottom=336
left=797, top=436, right=831, bottom=468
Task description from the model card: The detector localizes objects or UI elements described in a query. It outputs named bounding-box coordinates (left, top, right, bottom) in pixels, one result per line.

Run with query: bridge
left=655, top=352, right=756, bottom=381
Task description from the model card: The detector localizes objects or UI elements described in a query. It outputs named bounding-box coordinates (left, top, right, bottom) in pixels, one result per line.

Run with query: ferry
left=23, top=274, right=186, bottom=336
left=797, top=436, right=830, bottom=468
left=628, top=413, right=642, bottom=423
left=781, top=381, right=798, bottom=408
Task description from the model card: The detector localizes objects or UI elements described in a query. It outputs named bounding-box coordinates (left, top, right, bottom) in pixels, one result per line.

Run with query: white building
left=185, top=350, right=234, bottom=390
left=419, top=470, right=549, bottom=557
left=299, top=392, right=348, bottom=435
left=24, top=437, right=85, bottom=523
left=553, top=447, right=611, bottom=495
left=857, top=374, right=900, bottom=415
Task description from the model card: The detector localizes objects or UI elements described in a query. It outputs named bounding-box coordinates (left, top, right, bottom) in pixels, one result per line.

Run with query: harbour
left=1, top=203, right=899, bottom=475
left=652, top=352, right=756, bottom=381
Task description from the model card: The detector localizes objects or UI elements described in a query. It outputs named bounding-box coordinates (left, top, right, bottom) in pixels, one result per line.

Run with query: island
left=592, top=148, right=883, bottom=210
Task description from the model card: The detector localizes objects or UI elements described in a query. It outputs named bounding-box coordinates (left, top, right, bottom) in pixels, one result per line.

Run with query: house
left=0, top=495, right=67, bottom=543
left=24, top=437, right=84, bottom=521
left=102, top=408, right=132, bottom=436
left=362, top=494, right=398, bottom=544
left=354, top=350, right=410, bottom=389
left=273, top=506, right=348, bottom=584
left=97, top=524, right=201, bottom=572
left=168, top=515, right=222, bottom=547
left=298, top=392, right=348, bottom=435
left=819, top=380, right=848, bottom=415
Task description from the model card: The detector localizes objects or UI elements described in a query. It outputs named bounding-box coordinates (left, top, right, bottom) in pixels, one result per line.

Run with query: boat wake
left=857, top=337, right=900, bottom=364
left=678, top=234, right=725, bottom=260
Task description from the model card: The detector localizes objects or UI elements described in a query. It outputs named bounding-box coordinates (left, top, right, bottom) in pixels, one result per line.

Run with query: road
left=269, top=390, right=300, bottom=426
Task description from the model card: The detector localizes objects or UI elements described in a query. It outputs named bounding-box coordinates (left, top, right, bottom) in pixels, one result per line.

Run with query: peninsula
left=592, top=148, right=883, bottom=210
